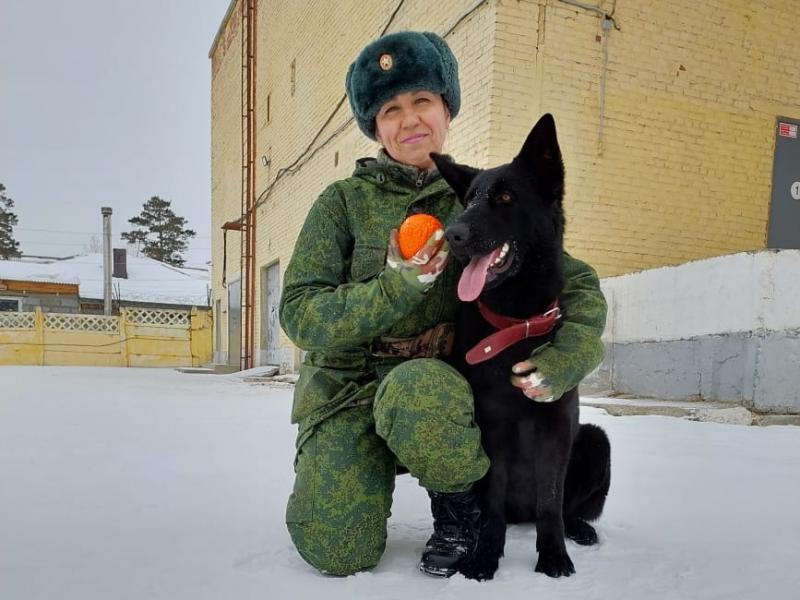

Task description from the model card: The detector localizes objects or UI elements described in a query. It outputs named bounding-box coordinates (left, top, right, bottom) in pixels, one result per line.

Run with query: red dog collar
left=465, top=300, right=561, bottom=365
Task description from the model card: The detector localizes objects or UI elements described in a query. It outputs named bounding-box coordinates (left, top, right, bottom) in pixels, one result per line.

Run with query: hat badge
left=379, top=53, right=393, bottom=71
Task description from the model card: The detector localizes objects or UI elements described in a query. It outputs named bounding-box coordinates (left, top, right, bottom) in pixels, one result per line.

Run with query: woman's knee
left=286, top=408, right=395, bottom=575
left=287, top=518, right=386, bottom=576
left=373, top=358, right=488, bottom=491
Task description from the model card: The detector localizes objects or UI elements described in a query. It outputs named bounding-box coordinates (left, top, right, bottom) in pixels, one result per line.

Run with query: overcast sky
left=1, top=0, right=231, bottom=266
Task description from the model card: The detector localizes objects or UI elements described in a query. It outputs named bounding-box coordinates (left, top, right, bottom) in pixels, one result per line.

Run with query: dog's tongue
left=458, top=246, right=504, bottom=302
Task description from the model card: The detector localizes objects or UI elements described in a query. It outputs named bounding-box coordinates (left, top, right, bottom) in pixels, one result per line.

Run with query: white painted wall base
left=593, top=250, right=800, bottom=413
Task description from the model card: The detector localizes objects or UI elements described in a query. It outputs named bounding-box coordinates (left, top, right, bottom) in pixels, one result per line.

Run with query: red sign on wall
left=779, top=122, right=798, bottom=138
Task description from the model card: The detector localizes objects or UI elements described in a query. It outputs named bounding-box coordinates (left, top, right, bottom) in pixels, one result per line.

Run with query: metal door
left=767, top=117, right=800, bottom=248
left=262, top=263, right=281, bottom=365
left=227, top=279, right=242, bottom=368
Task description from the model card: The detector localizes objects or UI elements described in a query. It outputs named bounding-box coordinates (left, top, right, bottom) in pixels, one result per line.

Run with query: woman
left=279, top=31, right=607, bottom=577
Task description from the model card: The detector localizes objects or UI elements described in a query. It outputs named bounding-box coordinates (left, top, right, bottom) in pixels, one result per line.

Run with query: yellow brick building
left=210, top=0, right=800, bottom=369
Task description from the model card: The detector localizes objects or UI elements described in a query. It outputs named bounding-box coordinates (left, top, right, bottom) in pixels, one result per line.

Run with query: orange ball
left=398, top=214, right=444, bottom=260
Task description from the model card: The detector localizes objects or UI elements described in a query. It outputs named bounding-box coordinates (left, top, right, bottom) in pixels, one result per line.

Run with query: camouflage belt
left=370, top=322, right=455, bottom=360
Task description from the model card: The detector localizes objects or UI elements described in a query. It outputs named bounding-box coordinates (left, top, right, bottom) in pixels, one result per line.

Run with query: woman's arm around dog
left=511, top=252, right=607, bottom=401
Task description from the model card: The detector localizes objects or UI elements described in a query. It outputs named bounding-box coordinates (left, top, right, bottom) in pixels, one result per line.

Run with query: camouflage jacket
left=280, top=153, right=607, bottom=441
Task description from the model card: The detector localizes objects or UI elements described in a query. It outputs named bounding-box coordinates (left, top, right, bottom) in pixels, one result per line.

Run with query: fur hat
left=346, top=31, right=460, bottom=140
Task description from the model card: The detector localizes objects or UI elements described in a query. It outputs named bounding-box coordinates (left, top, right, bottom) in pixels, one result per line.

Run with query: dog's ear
left=430, top=152, right=480, bottom=201
left=514, top=114, right=564, bottom=200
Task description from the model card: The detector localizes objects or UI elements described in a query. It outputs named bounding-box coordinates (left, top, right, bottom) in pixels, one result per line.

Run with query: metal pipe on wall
left=239, top=0, right=257, bottom=370
left=101, top=207, right=113, bottom=315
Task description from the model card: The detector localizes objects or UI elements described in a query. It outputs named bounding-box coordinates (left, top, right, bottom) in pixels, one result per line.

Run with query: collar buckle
left=542, top=305, right=562, bottom=321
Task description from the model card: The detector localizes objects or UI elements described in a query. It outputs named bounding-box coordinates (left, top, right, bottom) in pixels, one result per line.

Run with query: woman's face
left=374, top=90, right=451, bottom=171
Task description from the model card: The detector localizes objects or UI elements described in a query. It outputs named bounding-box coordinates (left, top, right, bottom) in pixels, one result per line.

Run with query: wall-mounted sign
left=779, top=122, right=798, bottom=138
left=791, top=181, right=800, bottom=201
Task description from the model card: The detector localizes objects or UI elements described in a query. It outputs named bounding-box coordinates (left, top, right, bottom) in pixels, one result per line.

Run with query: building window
left=0, top=297, right=21, bottom=312
left=290, top=59, right=296, bottom=96
left=267, top=93, right=271, bottom=122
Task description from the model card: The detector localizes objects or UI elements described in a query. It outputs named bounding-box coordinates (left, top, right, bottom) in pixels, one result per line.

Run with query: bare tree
left=84, top=234, right=103, bottom=253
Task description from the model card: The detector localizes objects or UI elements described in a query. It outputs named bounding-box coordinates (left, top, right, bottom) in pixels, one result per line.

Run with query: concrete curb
left=204, top=373, right=800, bottom=426
left=582, top=396, right=800, bottom=426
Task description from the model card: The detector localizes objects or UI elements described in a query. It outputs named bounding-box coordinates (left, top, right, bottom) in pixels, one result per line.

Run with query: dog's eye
left=497, top=192, right=513, bottom=205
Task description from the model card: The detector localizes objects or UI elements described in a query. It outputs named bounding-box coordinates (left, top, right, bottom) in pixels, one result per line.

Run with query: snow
left=0, top=259, right=79, bottom=285
left=0, top=253, right=209, bottom=306
left=1, top=366, right=798, bottom=600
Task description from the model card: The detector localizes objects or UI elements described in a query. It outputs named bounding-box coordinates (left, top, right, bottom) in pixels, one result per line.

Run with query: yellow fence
left=0, top=307, right=212, bottom=367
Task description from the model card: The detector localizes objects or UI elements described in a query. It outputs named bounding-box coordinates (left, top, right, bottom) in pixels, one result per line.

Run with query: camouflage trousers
left=285, top=358, right=490, bottom=576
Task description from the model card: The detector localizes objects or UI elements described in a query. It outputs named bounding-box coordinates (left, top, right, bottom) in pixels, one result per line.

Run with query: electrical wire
left=442, top=0, right=488, bottom=38
left=251, top=0, right=490, bottom=213
left=252, top=0, right=407, bottom=212
left=555, top=0, right=620, bottom=30
left=17, top=227, right=96, bottom=235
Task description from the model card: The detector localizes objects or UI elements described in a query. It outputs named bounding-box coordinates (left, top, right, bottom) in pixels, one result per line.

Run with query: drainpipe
left=555, top=1, right=620, bottom=155
left=221, top=218, right=244, bottom=288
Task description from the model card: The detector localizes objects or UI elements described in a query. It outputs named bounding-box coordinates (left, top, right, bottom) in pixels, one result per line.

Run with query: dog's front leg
left=533, top=420, right=575, bottom=578
left=459, top=465, right=507, bottom=581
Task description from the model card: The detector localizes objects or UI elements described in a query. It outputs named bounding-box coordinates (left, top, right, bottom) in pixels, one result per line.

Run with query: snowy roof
left=0, top=260, right=80, bottom=285
left=0, top=253, right=209, bottom=306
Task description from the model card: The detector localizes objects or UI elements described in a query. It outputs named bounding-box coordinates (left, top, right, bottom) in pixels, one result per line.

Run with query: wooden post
left=34, top=307, right=45, bottom=366
left=189, top=308, right=213, bottom=367
left=120, top=308, right=129, bottom=367
left=189, top=307, right=197, bottom=366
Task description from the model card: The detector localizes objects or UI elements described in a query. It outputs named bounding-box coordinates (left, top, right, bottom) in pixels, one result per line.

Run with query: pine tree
left=121, top=196, right=196, bottom=267
left=0, top=183, right=22, bottom=260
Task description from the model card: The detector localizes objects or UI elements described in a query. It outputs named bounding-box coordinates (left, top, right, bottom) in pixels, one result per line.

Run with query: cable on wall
left=555, top=0, right=620, bottom=155
left=251, top=0, right=491, bottom=212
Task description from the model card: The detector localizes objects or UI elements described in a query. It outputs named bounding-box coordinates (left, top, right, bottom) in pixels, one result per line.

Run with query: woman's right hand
left=385, top=228, right=450, bottom=292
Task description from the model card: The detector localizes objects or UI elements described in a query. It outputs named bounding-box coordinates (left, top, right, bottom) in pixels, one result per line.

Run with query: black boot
left=418, top=488, right=481, bottom=577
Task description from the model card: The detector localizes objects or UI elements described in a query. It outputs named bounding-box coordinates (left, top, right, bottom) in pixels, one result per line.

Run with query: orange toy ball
left=398, top=214, right=444, bottom=260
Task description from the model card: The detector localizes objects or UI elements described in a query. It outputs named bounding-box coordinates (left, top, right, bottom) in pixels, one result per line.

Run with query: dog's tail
left=564, top=424, right=611, bottom=521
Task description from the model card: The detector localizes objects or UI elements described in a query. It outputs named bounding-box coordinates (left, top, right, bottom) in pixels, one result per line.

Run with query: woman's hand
left=386, top=228, right=450, bottom=292
left=510, top=360, right=556, bottom=402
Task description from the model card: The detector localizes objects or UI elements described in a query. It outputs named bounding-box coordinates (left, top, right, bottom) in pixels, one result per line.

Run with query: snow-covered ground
left=1, top=366, right=798, bottom=600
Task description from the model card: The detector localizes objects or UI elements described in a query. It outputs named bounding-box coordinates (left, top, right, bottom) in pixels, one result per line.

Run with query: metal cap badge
left=379, top=53, right=393, bottom=71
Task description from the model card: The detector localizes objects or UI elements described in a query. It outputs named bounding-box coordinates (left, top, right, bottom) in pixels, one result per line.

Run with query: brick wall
left=210, top=0, right=800, bottom=366
left=210, top=0, right=243, bottom=362
left=535, top=0, right=798, bottom=275
left=211, top=0, right=498, bottom=366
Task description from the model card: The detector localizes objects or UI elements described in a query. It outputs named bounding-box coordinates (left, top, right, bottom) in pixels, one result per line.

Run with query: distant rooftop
left=0, top=252, right=209, bottom=307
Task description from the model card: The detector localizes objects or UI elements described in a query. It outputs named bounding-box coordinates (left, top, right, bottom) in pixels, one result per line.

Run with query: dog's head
left=431, top=114, right=565, bottom=302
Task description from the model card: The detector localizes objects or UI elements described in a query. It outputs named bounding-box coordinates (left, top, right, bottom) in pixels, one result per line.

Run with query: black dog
left=431, top=114, right=611, bottom=580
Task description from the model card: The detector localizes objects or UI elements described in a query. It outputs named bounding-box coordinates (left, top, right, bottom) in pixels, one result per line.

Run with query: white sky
left=0, top=0, right=231, bottom=266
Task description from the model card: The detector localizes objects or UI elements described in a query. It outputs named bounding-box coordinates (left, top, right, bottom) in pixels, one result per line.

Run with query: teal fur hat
left=346, top=31, right=461, bottom=140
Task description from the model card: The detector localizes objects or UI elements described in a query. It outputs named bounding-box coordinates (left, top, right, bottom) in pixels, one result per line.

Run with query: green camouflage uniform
left=279, top=152, right=607, bottom=576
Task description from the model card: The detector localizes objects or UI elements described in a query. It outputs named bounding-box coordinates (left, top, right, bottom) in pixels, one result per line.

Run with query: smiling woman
left=374, top=91, right=451, bottom=171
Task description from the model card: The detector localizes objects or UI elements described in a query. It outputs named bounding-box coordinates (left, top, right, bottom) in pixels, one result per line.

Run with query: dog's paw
left=565, top=518, right=598, bottom=546
left=534, top=550, right=575, bottom=578
left=458, top=544, right=501, bottom=582
left=458, top=556, right=499, bottom=582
